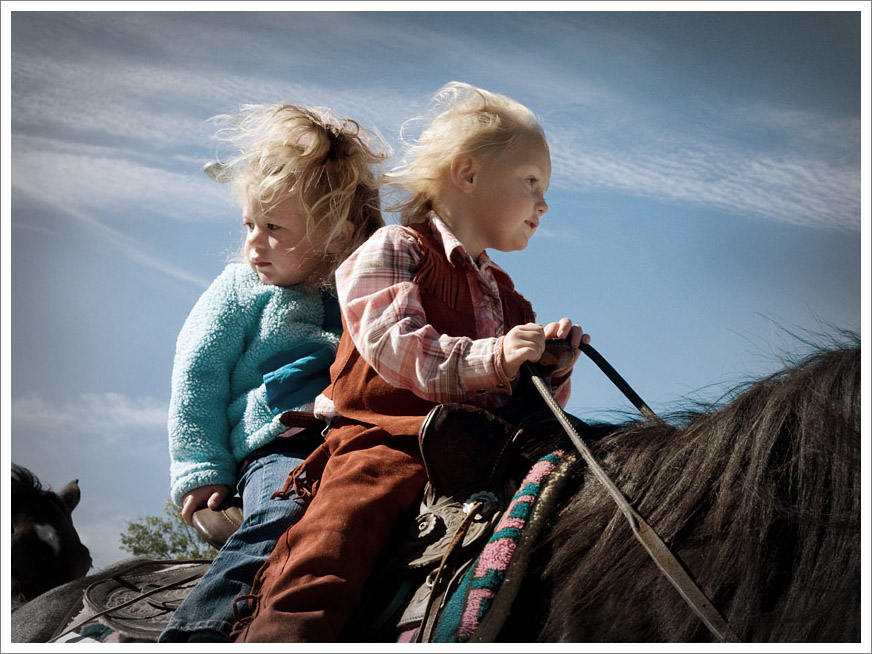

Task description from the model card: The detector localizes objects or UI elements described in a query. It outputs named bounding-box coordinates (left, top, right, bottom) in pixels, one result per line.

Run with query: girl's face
left=242, top=192, right=322, bottom=287
left=458, top=135, right=551, bottom=259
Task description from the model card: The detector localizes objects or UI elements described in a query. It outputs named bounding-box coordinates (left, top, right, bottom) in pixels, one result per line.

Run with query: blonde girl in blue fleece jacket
left=159, top=103, right=386, bottom=643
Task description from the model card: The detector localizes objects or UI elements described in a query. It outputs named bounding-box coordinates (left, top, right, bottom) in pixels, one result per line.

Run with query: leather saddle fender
left=419, top=403, right=516, bottom=501
left=392, top=403, right=518, bottom=570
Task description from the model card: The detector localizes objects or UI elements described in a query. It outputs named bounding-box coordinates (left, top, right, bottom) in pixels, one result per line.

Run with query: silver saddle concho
left=186, top=404, right=521, bottom=642
left=183, top=342, right=576, bottom=641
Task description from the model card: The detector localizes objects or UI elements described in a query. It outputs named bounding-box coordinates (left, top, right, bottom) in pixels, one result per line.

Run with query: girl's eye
left=243, top=221, right=254, bottom=231
left=267, top=223, right=280, bottom=231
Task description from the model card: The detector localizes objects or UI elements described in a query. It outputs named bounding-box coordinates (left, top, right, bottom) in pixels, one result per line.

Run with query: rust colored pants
left=231, top=421, right=427, bottom=642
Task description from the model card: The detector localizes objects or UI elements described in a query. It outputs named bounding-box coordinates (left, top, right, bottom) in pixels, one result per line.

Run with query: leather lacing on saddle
left=48, top=560, right=213, bottom=643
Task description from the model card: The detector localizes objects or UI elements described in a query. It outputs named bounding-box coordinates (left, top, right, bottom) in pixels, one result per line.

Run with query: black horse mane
left=513, top=340, right=861, bottom=642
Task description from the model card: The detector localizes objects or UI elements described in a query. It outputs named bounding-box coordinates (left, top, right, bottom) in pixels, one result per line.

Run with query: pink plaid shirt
left=315, top=214, right=571, bottom=418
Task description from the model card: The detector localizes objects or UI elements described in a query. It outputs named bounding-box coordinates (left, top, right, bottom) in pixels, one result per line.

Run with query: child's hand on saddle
left=181, top=484, right=232, bottom=526
left=501, top=322, right=548, bottom=379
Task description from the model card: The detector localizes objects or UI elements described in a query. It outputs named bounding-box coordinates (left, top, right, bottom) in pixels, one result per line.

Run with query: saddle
left=64, top=342, right=575, bottom=643
left=188, top=341, right=581, bottom=642
left=345, top=403, right=520, bottom=641
left=192, top=498, right=243, bottom=550
left=343, top=404, right=585, bottom=643
left=49, top=559, right=213, bottom=643
left=52, top=405, right=581, bottom=644
left=183, top=402, right=542, bottom=642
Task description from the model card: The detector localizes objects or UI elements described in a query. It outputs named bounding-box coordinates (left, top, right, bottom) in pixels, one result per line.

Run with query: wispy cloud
left=12, top=135, right=221, bottom=288
left=549, top=127, right=861, bottom=232
left=12, top=393, right=169, bottom=446
left=12, top=134, right=225, bottom=219
left=10, top=8, right=861, bottom=303
left=12, top=199, right=215, bottom=290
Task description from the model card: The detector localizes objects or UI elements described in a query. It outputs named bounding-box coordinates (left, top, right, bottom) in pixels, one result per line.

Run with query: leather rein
left=525, top=342, right=742, bottom=643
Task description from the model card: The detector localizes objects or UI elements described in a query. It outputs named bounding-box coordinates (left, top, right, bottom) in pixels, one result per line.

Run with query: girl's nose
left=537, top=196, right=548, bottom=215
left=247, top=225, right=264, bottom=244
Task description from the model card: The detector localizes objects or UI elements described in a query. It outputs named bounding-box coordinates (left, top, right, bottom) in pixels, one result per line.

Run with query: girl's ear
left=449, top=153, right=476, bottom=192
left=326, top=220, right=355, bottom=254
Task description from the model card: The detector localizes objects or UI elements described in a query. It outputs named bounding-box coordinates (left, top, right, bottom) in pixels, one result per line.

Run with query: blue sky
left=2, top=1, right=868, bottom=599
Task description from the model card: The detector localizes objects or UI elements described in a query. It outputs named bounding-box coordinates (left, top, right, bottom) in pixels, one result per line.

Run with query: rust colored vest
left=322, top=221, right=536, bottom=436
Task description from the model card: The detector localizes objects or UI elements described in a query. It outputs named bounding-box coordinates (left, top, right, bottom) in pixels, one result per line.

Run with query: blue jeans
left=158, top=436, right=316, bottom=641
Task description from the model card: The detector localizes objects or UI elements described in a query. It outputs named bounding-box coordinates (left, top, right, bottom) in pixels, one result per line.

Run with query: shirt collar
left=427, top=212, right=499, bottom=274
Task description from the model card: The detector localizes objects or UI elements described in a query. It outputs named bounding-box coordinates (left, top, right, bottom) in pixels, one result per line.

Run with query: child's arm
left=168, top=267, right=247, bottom=507
left=336, top=227, right=519, bottom=402
left=501, top=322, right=549, bottom=379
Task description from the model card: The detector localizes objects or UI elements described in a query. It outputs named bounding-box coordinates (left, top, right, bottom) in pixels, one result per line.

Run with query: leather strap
left=525, top=362, right=741, bottom=643
left=48, top=560, right=212, bottom=642
left=414, top=500, right=485, bottom=643
left=580, top=343, right=659, bottom=421
left=279, top=410, right=328, bottom=431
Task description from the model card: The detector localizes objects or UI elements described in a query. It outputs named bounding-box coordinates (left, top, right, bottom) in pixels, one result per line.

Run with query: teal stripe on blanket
left=435, top=564, right=477, bottom=640
left=432, top=450, right=568, bottom=643
left=470, top=568, right=506, bottom=590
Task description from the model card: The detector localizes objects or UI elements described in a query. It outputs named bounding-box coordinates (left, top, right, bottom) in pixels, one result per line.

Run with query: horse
left=10, top=339, right=861, bottom=643
left=11, top=464, right=93, bottom=608
left=500, top=339, right=861, bottom=642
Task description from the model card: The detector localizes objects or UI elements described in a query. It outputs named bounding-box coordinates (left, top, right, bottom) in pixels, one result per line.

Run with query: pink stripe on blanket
left=397, top=628, right=417, bottom=643
left=459, top=588, right=494, bottom=638
left=500, top=516, right=528, bottom=531
left=511, top=494, right=537, bottom=506
left=525, top=458, right=559, bottom=483
left=474, top=535, right=518, bottom=573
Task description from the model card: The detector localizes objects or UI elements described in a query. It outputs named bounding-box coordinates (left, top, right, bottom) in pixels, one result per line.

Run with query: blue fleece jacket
left=167, top=263, right=340, bottom=505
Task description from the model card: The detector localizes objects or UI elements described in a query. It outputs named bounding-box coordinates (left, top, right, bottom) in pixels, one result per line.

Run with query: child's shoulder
left=210, top=261, right=257, bottom=290
left=358, top=223, right=423, bottom=252
left=377, top=221, right=439, bottom=243
left=376, top=222, right=420, bottom=238
left=210, top=262, right=286, bottom=302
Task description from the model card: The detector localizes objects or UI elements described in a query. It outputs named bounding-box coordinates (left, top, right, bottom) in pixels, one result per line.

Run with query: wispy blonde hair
left=212, top=103, right=388, bottom=290
left=385, top=82, right=548, bottom=225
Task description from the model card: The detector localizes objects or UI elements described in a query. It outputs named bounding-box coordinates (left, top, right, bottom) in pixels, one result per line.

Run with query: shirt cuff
left=492, top=335, right=514, bottom=390
left=458, top=335, right=513, bottom=399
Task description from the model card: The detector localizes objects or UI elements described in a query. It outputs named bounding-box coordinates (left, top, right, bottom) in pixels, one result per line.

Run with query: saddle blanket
left=400, top=449, right=576, bottom=643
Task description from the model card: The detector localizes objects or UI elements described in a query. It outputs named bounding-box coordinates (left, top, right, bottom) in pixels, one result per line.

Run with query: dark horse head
left=11, top=464, right=92, bottom=606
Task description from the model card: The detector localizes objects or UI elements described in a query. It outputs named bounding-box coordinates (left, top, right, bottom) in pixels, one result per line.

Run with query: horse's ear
left=57, top=480, right=81, bottom=513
